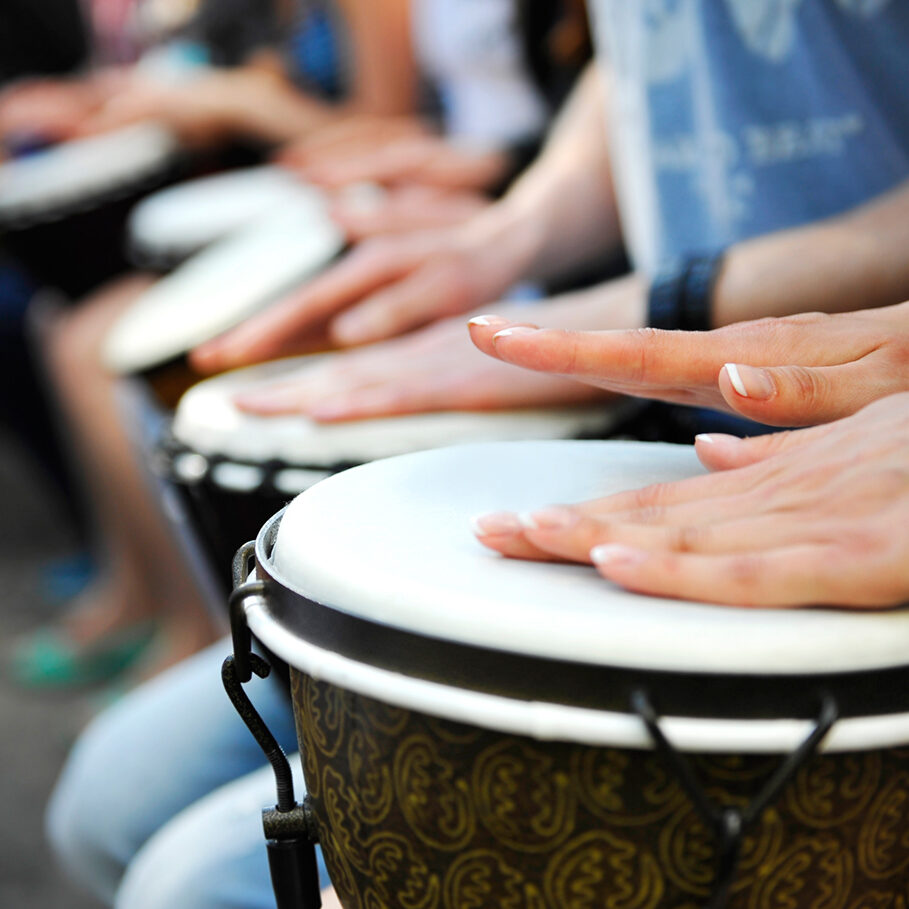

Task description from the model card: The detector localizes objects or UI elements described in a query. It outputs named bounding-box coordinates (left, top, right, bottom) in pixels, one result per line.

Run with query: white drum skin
left=103, top=203, right=344, bottom=374
left=127, top=166, right=330, bottom=269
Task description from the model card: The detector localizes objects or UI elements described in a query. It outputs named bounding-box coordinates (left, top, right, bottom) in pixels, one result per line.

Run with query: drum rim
left=251, top=510, right=909, bottom=752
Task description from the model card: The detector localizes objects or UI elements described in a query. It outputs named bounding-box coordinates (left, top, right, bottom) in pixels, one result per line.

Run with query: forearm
left=451, top=64, right=622, bottom=294
left=714, top=180, right=909, bottom=326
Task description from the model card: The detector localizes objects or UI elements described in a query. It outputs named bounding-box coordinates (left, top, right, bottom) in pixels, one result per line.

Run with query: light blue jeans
left=46, top=638, right=328, bottom=908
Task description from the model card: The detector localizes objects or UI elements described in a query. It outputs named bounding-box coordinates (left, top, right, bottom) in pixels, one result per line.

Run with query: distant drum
left=0, top=124, right=180, bottom=296
left=127, top=166, right=331, bottom=271
left=164, top=356, right=622, bottom=592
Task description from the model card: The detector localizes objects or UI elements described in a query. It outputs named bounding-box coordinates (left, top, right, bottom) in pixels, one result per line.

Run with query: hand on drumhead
left=289, top=131, right=512, bottom=194
left=231, top=315, right=603, bottom=420
left=277, top=115, right=430, bottom=168
left=468, top=303, right=909, bottom=426
left=191, top=225, right=521, bottom=370
left=329, top=184, right=490, bottom=241
left=0, top=77, right=114, bottom=144
left=473, top=393, right=909, bottom=609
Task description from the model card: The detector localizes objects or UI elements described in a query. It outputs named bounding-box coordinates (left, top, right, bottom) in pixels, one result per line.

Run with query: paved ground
left=0, top=433, right=104, bottom=909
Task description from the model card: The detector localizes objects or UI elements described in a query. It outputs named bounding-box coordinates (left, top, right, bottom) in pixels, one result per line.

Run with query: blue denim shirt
left=589, top=0, right=909, bottom=274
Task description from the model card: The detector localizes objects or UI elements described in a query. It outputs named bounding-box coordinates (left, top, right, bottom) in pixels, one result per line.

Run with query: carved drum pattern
left=290, top=672, right=909, bottom=909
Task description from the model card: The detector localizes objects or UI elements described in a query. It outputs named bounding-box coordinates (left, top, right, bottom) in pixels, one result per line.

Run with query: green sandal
left=10, top=623, right=156, bottom=688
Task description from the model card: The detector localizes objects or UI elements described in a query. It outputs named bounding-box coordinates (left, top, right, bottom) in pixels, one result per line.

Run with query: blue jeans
left=46, top=638, right=328, bottom=908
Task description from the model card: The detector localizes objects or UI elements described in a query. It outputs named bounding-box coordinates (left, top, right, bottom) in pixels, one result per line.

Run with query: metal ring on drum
left=229, top=440, right=909, bottom=909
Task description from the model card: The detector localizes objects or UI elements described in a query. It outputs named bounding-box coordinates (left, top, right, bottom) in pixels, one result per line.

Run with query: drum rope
left=631, top=689, right=839, bottom=908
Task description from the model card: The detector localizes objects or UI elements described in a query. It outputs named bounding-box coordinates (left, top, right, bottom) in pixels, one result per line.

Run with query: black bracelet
left=647, top=252, right=726, bottom=332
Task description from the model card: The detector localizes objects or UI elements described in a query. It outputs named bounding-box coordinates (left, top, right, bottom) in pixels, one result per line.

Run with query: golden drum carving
left=290, top=672, right=909, bottom=908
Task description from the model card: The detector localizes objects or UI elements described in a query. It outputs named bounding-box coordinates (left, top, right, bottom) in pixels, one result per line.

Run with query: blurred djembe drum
left=0, top=124, right=181, bottom=296
left=126, top=165, right=332, bottom=271
left=229, top=440, right=909, bottom=909
left=163, top=355, right=620, bottom=593
left=103, top=198, right=345, bottom=409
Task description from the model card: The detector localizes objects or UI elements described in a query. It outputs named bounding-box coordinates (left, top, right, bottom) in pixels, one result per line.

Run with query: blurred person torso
left=413, top=0, right=550, bottom=145
left=589, top=0, right=909, bottom=275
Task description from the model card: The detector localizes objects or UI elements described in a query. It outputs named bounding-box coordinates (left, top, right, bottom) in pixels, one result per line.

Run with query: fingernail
left=590, top=544, right=647, bottom=568
left=724, top=363, right=774, bottom=400
left=468, top=315, right=507, bottom=327
left=519, top=507, right=575, bottom=530
left=471, top=512, right=523, bottom=536
left=695, top=433, right=715, bottom=444
left=493, top=327, right=537, bottom=340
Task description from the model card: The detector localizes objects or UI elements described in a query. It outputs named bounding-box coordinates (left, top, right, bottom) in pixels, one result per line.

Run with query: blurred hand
left=474, top=392, right=909, bottom=609
left=190, top=222, right=522, bottom=370
left=287, top=130, right=511, bottom=194
left=469, top=303, right=909, bottom=426
left=231, top=313, right=603, bottom=421
left=277, top=115, right=429, bottom=165
left=77, top=70, right=282, bottom=146
left=330, top=184, right=489, bottom=241
left=0, top=77, right=119, bottom=144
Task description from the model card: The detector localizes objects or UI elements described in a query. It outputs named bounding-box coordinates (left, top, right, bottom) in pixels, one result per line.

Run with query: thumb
left=719, top=362, right=869, bottom=426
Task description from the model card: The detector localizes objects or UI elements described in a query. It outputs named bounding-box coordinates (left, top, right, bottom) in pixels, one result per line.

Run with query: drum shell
left=289, top=669, right=909, bottom=908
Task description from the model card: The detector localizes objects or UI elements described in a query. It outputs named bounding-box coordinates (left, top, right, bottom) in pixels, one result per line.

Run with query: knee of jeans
left=46, top=763, right=126, bottom=905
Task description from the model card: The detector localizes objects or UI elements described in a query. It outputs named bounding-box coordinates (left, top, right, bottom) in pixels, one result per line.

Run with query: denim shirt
left=588, top=0, right=909, bottom=275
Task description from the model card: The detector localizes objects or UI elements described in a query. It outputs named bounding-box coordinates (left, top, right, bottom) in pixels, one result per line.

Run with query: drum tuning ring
left=631, top=688, right=839, bottom=909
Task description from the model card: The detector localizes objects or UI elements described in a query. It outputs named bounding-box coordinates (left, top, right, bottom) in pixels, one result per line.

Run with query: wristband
left=647, top=251, right=726, bottom=332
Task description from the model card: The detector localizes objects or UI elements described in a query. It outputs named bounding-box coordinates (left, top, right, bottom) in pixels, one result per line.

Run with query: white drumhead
left=103, top=203, right=344, bottom=373
left=272, top=441, right=909, bottom=676
left=171, top=356, right=621, bottom=466
left=0, top=124, right=178, bottom=222
left=127, top=166, right=329, bottom=262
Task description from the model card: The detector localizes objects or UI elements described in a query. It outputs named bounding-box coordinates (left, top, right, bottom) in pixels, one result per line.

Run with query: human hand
left=473, top=393, right=909, bottom=609
left=330, top=183, right=489, bottom=241
left=77, top=69, right=282, bottom=146
left=468, top=303, right=909, bottom=426
left=0, top=77, right=115, bottom=144
left=277, top=115, right=429, bottom=166
left=231, top=314, right=603, bottom=421
left=286, top=130, right=511, bottom=194
left=190, top=218, right=524, bottom=370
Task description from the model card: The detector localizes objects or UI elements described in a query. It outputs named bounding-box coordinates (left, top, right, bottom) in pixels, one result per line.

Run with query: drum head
left=103, top=203, right=344, bottom=374
left=0, top=124, right=178, bottom=226
left=270, top=441, right=909, bottom=677
left=171, top=356, right=622, bottom=467
left=127, top=166, right=328, bottom=266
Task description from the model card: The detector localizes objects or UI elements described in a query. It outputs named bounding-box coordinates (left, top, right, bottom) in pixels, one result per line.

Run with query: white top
left=272, top=440, right=909, bottom=676
left=413, top=0, right=548, bottom=144
left=172, top=356, right=621, bottom=465
left=103, top=203, right=344, bottom=373
left=0, top=124, right=178, bottom=222
left=127, top=166, right=330, bottom=263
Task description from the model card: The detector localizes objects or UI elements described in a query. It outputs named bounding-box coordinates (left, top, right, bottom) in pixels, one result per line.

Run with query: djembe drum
left=0, top=124, right=180, bottom=296
left=127, top=166, right=332, bottom=271
left=103, top=201, right=345, bottom=408
left=163, top=356, right=621, bottom=594
left=227, top=440, right=909, bottom=909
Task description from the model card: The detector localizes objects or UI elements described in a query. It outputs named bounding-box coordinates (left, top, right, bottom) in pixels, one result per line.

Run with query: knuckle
left=632, top=482, right=673, bottom=511
left=726, top=554, right=765, bottom=597
left=669, top=524, right=708, bottom=553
